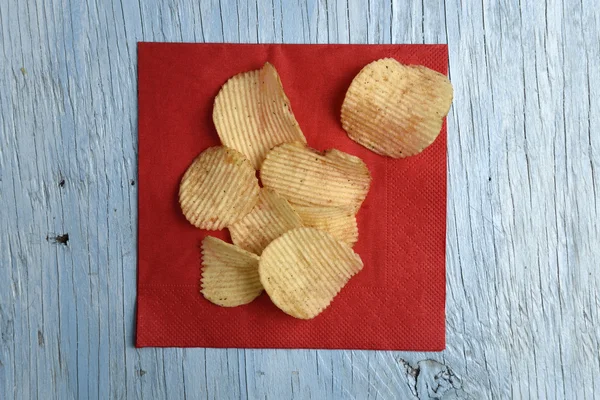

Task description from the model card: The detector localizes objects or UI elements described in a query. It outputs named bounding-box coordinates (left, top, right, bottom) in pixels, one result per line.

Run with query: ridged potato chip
left=201, top=236, right=263, bottom=307
left=341, top=58, right=453, bottom=158
left=229, top=188, right=303, bottom=255
left=260, top=142, right=371, bottom=212
left=179, top=146, right=260, bottom=230
left=213, top=62, right=306, bottom=169
left=259, top=227, right=363, bottom=319
left=292, top=205, right=358, bottom=247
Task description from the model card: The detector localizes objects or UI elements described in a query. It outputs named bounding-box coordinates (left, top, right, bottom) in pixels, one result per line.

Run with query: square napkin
left=137, top=43, right=447, bottom=350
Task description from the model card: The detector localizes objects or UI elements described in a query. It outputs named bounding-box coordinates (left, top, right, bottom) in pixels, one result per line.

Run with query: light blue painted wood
left=1, top=0, right=599, bottom=398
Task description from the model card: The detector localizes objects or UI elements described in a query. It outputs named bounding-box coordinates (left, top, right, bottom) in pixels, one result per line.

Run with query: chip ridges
left=259, top=227, right=363, bottom=319
left=291, top=204, right=358, bottom=247
left=213, top=62, right=306, bottom=169
left=260, top=142, right=371, bottom=212
left=229, top=188, right=304, bottom=255
left=179, top=146, right=260, bottom=230
left=201, top=236, right=263, bottom=307
left=341, top=58, right=453, bottom=158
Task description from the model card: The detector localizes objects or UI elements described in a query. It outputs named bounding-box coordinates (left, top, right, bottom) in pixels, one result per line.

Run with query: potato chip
left=229, top=188, right=303, bottom=255
left=291, top=204, right=358, bottom=247
left=201, top=236, right=263, bottom=307
left=341, top=58, right=453, bottom=158
left=259, top=227, right=363, bottom=319
left=260, top=142, right=371, bottom=212
left=213, top=62, right=306, bottom=169
left=179, top=146, right=259, bottom=230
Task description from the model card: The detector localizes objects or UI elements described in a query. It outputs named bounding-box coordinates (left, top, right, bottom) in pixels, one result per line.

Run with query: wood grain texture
left=0, top=0, right=598, bottom=398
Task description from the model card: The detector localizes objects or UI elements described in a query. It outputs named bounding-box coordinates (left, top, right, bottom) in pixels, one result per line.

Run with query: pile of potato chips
left=180, top=60, right=452, bottom=319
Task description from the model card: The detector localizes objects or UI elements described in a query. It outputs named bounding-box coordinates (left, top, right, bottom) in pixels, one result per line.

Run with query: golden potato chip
left=229, top=188, right=303, bottom=255
left=259, top=227, right=363, bottom=319
left=213, top=62, right=306, bottom=169
left=201, top=236, right=262, bottom=307
left=179, top=146, right=259, bottom=230
left=341, top=58, right=453, bottom=158
left=291, top=204, right=358, bottom=247
left=260, top=142, right=371, bottom=212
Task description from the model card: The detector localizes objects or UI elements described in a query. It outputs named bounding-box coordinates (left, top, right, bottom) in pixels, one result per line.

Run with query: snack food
left=341, top=58, right=453, bottom=158
left=260, top=142, right=371, bottom=212
left=258, top=227, right=364, bottom=319
left=179, top=146, right=260, bottom=230
left=201, top=236, right=263, bottom=307
left=186, top=59, right=448, bottom=317
left=213, top=62, right=306, bottom=169
left=229, top=188, right=303, bottom=255
left=291, top=204, right=358, bottom=247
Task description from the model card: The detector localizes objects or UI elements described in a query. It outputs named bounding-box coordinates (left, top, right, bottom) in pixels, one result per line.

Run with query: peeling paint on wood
left=0, top=0, right=598, bottom=399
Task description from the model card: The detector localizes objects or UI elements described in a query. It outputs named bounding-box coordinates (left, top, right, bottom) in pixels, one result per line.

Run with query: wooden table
left=1, top=0, right=598, bottom=398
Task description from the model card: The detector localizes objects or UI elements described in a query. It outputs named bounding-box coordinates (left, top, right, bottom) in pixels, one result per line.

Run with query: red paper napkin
left=137, top=43, right=447, bottom=350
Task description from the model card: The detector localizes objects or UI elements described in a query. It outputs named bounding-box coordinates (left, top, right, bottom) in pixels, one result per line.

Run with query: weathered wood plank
left=1, top=0, right=598, bottom=399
